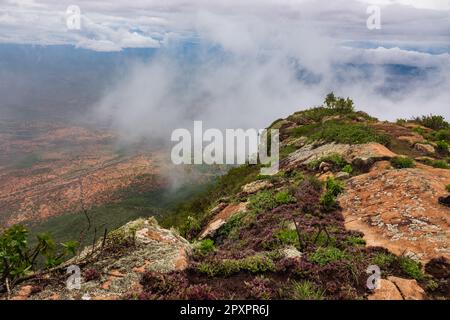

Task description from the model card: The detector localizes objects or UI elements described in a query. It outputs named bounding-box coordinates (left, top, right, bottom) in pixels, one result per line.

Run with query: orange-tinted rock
left=199, top=202, right=247, bottom=239
left=11, top=285, right=33, bottom=300
left=387, top=276, right=425, bottom=300
left=368, top=279, right=403, bottom=300
left=339, top=166, right=450, bottom=263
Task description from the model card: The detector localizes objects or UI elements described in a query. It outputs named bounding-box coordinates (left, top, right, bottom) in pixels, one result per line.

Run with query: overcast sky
left=0, top=0, right=449, bottom=138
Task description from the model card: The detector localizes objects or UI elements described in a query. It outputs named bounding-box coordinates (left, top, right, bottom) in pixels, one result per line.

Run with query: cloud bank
left=1, top=0, right=449, bottom=141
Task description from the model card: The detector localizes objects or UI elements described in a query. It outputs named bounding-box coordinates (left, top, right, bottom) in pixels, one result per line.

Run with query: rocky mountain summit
left=2, top=95, right=449, bottom=300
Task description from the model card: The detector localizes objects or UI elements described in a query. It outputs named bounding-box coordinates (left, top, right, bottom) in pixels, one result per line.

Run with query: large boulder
left=241, top=180, right=273, bottom=195
left=339, top=165, right=450, bottom=263
left=283, top=142, right=396, bottom=170
left=368, top=277, right=424, bottom=300
left=387, top=276, right=425, bottom=300
left=367, top=279, right=403, bottom=300
left=414, top=143, right=435, bottom=155
left=9, top=217, right=192, bottom=300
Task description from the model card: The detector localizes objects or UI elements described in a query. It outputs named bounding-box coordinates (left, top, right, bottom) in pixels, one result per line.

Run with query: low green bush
left=307, top=153, right=348, bottom=171
left=413, top=114, right=449, bottom=130
left=195, top=239, right=215, bottom=256
left=274, top=190, right=296, bottom=205
left=275, top=229, right=299, bottom=246
left=0, top=225, right=78, bottom=285
left=390, top=156, right=415, bottom=169
left=320, top=177, right=345, bottom=210
left=345, top=235, right=366, bottom=246
left=398, top=257, right=424, bottom=281
left=434, top=129, right=450, bottom=142
left=432, top=160, right=449, bottom=169
left=291, top=280, right=325, bottom=300
left=179, top=216, right=201, bottom=238
left=309, top=121, right=391, bottom=145
left=342, top=164, right=353, bottom=174
left=371, top=252, right=395, bottom=268
left=309, top=247, right=348, bottom=266
left=436, top=140, right=449, bottom=154
left=446, top=184, right=450, bottom=192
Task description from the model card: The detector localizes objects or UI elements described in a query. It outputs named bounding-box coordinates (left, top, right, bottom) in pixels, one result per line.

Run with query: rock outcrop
left=9, top=217, right=191, bottom=300
left=339, top=165, right=450, bottom=263
left=199, top=202, right=248, bottom=239
left=368, top=277, right=425, bottom=300
left=283, top=142, right=396, bottom=170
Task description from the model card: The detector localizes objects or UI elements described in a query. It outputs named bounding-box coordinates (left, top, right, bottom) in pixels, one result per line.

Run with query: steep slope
left=2, top=99, right=449, bottom=300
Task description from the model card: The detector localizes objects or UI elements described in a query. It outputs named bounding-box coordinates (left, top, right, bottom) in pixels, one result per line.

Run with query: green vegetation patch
left=398, top=256, right=424, bottom=280
left=0, top=225, right=78, bottom=283
left=412, top=114, right=449, bottom=130
left=291, top=280, right=325, bottom=300
left=418, top=158, right=449, bottom=169
left=390, top=156, right=415, bottom=169
left=307, top=153, right=348, bottom=171
left=194, top=239, right=216, bottom=256
left=371, top=252, right=395, bottom=268
left=320, top=177, right=345, bottom=211
left=309, top=121, right=391, bottom=145
left=309, top=247, right=348, bottom=266
left=248, top=190, right=296, bottom=214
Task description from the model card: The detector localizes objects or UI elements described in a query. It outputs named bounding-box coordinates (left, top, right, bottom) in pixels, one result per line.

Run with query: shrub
left=399, top=257, right=424, bottom=280
left=390, top=156, right=415, bottom=169
left=216, top=211, right=245, bottom=239
left=309, top=121, right=390, bottom=145
left=446, top=184, right=450, bottom=192
left=307, top=153, right=348, bottom=171
left=291, top=280, right=324, bottom=300
left=342, top=164, right=353, bottom=174
left=324, top=92, right=355, bottom=114
left=320, top=177, right=345, bottom=210
left=248, top=191, right=278, bottom=214
left=179, top=216, right=201, bottom=238
left=299, top=107, right=336, bottom=122
left=434, top=129, right=450, bottom=142
left=413, top=114, right=449, bottom=130
left=345, top=235, right=366, bottom=246
left=436, top=140, right=449, bottom=154
left=275, top=229, right=299, bottom=246
left=432, top=160, right=449, bottom=169
left=274, top=191, right=296, bottom=205
left=0, top=225, right=78, bottom=285
left=195, top=239, right=215, bottom=256
left=280, top=145, right=298, bottom=159
left=309, top=247, right=348, bottom=266
left=371, top=252, right=395, bottom=268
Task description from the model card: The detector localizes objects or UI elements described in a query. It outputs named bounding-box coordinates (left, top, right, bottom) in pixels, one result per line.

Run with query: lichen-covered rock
left=283, top=142, right=396, bottom=170
left=8, top=217, right=191, bottom=300
left=335, top=171, right=350, bottom=180
left=414, top=143, right=435, bottom=155
left=339, top=165, right=450, bottom=263
left=241, top=180, right=273, bottom=195
left=398, top=134, right=425, bottom=146
left=281, top=246, right=303, bottom=260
